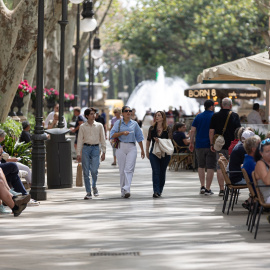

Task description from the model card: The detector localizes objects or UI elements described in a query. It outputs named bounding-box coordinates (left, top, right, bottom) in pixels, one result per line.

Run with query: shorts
left=216, top=149, right=229, bottom=170
left=196, top=148, right=216, bottom=169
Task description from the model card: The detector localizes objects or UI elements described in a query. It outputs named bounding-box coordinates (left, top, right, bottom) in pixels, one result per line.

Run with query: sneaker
left=93, top=187, right=99, bottom=197
left=124, top=192, right=130, bottom=198
left=9, top=188, right=22, bottom=197
left=13, top=204, right=27, bottom=217
left=205, top=189, right=214, bottom=195
left=0, top=204, right=11, bottom=215
left=219, top=190, right=225, bottom=197
left=153, top=193, right=159, bottom=198
left=200, top=186, right=206, bottom=194
left=84, top=193, right=92, bottom=200
left=13, top=194, right=31, bottom=206
left=27, top=199, right=40, bottom=206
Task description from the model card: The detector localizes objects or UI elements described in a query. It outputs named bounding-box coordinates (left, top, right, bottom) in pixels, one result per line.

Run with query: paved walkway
left=1, top=142, right=270, bottom=270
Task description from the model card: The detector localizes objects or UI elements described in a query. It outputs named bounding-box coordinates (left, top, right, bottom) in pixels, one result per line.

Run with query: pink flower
left=28, top=87, right=33, bottom=93
left=54, top=90, right=59, bottom=96
left=18, top=85, right=23, bottom=90
left=69, top=94, right=74, bottom=100
left=19, top=91, right=24, bottom=98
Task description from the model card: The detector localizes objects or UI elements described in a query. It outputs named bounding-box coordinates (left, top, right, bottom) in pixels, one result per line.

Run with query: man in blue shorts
left=189, top=100, right=216, bottom=195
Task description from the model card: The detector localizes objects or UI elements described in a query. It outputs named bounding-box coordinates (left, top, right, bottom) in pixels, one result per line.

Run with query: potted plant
left=44, top=88, right=59, bottom=111
left=9, top=80, right=32, bottom=116
left=64, top=93, right=75, bottom=111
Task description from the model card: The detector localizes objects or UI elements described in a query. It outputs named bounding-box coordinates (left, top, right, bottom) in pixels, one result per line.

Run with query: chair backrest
left=172, top=139, right=180, bottom=153
left=242, top=168, right=256, bottom=198
left=219, top=153, right=229, bottom=167
left=252, top=171, right=266, bottom=206
left=218, top=157, right=231, bottom=186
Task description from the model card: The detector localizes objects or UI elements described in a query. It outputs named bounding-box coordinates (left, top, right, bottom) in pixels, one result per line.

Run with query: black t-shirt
left=147, top=125, right=173, bottom=148
left=19, top=130, right=32, bottom=143
left=173, top=131, right=186, bottom=147
left=75, top=115, right=85, bottom=136
left=96, top=116, right=105, bottom=127
left=209, top=109, right=241, bottom=150
left=229, top=142, right=246, bottom=184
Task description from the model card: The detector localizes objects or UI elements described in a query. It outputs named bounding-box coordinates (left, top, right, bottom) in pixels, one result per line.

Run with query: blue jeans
left=149, top=151, right=171, bottom=194
left=0, top=162, right=27, bottom=195
left=82, top=145, right=100, bottom=193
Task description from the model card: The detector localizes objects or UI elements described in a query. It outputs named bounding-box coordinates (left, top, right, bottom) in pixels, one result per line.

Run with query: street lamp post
left=30, top=0, right=47, bottom=201
left=58, top=0, right=68, bottom=128
left=72, top=4, right=81, bottom=107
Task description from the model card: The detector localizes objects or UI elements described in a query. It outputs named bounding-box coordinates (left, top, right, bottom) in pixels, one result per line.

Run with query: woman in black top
left=146, top=111, right=173, bottom=198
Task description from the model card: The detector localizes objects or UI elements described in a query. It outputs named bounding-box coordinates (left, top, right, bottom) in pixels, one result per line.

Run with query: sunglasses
left=123, top=110, right=132, bottom=113
left=260, top=138, right=270, bottom=150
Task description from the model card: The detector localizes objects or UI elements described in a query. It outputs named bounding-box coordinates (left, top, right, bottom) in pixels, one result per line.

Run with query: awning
left=197, top=51, right=270, bottom=83
left=184, top=83, right=261, bottom=99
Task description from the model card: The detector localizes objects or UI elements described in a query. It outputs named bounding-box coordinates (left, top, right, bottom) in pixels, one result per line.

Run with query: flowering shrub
left=16, top=80, right=32, bottom=98
left=44, top=88, right=59, bottom=101
left=64, top=93, right=75, bottom=101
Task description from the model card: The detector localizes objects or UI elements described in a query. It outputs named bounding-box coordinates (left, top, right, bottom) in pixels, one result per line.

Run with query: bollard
left=76, top=163, right=83, bottom=187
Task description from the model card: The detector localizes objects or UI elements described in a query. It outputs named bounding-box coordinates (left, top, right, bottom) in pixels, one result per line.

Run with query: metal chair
left=218, top=156, right=247, bottom=215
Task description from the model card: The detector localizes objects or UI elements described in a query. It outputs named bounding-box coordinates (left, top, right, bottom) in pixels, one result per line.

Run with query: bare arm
left=189, top=126, right=196, bottom=152
left=209, top=128, right=215, bottom=152
left=138, top=141, right=145, bottom=159
left=255, top=160, right=270, bottom=185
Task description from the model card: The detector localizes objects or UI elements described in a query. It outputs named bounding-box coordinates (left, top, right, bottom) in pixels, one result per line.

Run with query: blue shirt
left=242, top=154, right=256, bottom=182
left=192, top=110, right=214, bottom=148
left=110, top=119, right=144, bottom=143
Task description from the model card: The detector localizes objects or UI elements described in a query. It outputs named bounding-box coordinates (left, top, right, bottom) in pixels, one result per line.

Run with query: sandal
left=111, top=162, right=116, bottom=166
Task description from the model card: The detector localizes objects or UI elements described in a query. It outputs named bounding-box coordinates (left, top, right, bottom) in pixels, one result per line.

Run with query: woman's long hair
left=153, top=111, right=167, bottom=131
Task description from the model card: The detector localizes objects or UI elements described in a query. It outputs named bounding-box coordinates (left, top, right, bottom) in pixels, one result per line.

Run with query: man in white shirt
left=247, top=103, right=262, bottom=124
left=77, top=107, right=106, bottom=200
left=44, top=103, right=67, bottom=128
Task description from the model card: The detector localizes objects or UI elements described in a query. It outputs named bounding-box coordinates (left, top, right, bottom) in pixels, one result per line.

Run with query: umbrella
left=184, top=83, right=261, bottom=99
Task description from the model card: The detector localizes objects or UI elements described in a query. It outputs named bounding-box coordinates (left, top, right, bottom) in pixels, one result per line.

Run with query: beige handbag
left=213, top=111, right=232, bottom=151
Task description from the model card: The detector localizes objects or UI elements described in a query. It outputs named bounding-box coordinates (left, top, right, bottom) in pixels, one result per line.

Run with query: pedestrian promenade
left=1, top=141, right=270, bottom=270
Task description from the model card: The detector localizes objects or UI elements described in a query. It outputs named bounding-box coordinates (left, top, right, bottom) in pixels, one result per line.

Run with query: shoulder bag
left=110, top=119, right=122, bottom=149
left=213, top=111, right=232, bottom=151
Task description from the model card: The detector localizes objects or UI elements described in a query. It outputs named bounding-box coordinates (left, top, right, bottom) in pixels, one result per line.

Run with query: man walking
left=209, top=98, right=241, bottom=196
left=189, top=100, right=216, bottom=195
left=77, top=107, right=106, bottom=200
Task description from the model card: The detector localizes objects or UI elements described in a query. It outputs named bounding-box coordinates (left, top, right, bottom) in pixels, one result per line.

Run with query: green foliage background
left=108, top=0, right=268, bottom=84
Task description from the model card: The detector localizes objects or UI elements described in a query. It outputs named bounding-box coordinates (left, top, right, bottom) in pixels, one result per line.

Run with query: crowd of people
left=2, top=98, right=270, bottom=219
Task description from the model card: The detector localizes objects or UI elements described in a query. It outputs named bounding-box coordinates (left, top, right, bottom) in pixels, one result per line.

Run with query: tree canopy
left=109, top=0, right=268, bottom=84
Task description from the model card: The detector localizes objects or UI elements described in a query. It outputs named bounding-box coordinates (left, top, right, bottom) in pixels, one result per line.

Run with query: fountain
left=127, top=66, right=199, bottom=120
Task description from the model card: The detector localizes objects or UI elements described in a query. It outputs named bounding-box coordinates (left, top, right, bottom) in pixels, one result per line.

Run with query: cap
left=242, top=130, right=255, bottom=140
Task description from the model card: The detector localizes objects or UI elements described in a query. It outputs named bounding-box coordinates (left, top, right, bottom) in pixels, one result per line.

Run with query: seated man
left=0, top=169, right=30, bottom=217
left=173, top=122, right=190, bottom=152
left=19, top=120, right=32, bottom=143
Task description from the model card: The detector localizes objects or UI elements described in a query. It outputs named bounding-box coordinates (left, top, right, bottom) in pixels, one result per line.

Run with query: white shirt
left=247, top=110, right=262, bottom=124
left=44, top=111, right=67, bottom=128
left=76, top=121, right=106, bottom=155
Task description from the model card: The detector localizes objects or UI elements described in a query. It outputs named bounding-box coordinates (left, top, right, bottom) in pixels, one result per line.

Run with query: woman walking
left=110, top=106, right=145, bottom=198
left=146, top=111, right=173, bottom=198
left=110, top=108, right=122, bottom=166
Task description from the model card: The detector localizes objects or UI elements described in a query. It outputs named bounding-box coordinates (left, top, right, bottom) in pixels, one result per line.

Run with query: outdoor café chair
left=251, top=171, right=270, bottom=239
left=218, top=155, right=247, bottom=215
left=242, top=168, right=258, bottom=231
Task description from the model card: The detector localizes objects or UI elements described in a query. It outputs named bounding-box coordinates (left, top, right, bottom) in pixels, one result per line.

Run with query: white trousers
left=116, top=143, right=137, bottom=194
left=16, top=162, right=32, bottom=184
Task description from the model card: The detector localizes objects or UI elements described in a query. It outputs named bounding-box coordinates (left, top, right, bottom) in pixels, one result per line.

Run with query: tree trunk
left=44, top=26, right=60, bottom=90
left=0, top=0, right=62, bottom=123
left=23, top=53, right=37, bottom=115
